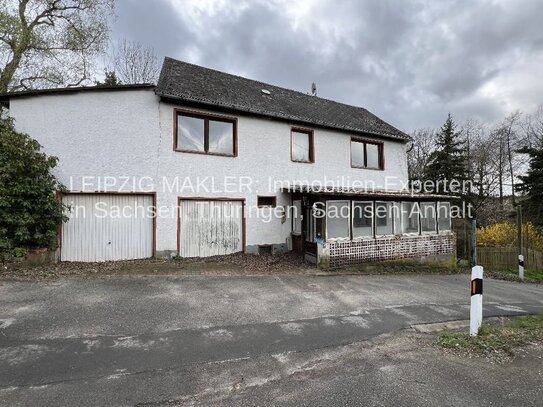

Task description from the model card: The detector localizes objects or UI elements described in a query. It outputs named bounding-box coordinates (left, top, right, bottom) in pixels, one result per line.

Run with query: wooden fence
left=477, top=246, right=543, bottom=271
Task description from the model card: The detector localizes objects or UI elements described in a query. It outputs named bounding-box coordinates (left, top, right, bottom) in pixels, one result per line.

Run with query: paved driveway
left=1, top=274, right=542, bottom=406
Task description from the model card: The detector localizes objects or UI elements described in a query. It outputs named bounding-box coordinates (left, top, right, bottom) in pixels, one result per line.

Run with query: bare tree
left=496, top=111, right=523, bottom=205
left=108, top=39, right=160, bottom=84
left=523, top=104, right=543, bottom=148
left=0, top=0, right=115, bottom=93
left=407, top=128, right=435, bottom=182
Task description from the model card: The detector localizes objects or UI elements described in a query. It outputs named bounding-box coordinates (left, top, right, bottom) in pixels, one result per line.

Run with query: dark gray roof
left=156, top=57, right=409, bottom=142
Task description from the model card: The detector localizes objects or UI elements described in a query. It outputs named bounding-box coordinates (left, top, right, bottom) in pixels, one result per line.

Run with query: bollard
left=518, top=254, right=524, bottom=281
left=470, top=265, right=483, bottom=336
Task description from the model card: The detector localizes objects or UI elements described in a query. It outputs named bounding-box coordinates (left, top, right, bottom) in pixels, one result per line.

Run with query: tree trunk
left=506, top=126, right=516, bottom=205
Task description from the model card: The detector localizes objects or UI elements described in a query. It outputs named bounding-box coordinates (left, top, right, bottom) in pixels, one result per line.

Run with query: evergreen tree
left=0, top=118, right=67, bottom=262
left=424, top=114, right=467, bottom=194
left=516, top=146, right=543, bottom=226
left=103, top=70, right=122, bottom=86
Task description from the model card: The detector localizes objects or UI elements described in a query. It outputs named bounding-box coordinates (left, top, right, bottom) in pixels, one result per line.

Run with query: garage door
left=61, top=194, right=154, bottom=262
left=179, top=200, right=244, bottom=257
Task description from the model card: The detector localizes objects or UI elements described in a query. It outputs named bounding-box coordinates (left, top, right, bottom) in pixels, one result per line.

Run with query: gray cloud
left=110, top=0, right=543, bottom=132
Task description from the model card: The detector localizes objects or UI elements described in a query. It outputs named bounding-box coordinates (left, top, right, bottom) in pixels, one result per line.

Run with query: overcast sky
left=111, top=0, right=543, bottom=133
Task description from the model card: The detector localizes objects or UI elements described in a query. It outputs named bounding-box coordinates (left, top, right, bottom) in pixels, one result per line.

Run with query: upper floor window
left=351, top=138, right=384, bottom=170
left=291, top=128, right=314, bottom=163
left=175, top=110, right=237, bottom=156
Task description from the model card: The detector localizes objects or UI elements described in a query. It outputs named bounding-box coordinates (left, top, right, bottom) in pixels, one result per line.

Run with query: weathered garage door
left=179, top=200, right=243, bottom=257
left=61, top=194, right=154, bottom=262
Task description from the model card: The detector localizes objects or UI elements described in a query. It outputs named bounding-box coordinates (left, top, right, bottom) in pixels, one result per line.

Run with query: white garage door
left=179, top=200, right=244, bottom=257
left=61, top=194, right=154, bottom=262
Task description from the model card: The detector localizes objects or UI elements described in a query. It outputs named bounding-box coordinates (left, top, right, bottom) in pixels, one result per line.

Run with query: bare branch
left=0, top=0, right=114, bottom=92
left=109, top=39, right=160, bottom=84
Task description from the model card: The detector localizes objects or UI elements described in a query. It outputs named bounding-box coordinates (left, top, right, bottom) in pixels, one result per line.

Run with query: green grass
left=437, top=314, right=543, bottom=356
left=485, top=268, right=543, bottom=283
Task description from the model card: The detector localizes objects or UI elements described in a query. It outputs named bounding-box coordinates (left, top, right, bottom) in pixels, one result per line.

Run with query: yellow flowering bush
left=477, top=222, right=543, bottom=251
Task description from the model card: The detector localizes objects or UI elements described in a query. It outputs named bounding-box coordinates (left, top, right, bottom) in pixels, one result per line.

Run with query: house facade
left=0, top=57, right=455, bottom=266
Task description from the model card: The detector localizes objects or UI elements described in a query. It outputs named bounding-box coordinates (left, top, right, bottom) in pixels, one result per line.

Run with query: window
left=291, top=128, right=314, bottom=163
left=257, top=196, right=276, bottom=207
left=305, top=207, right=317, bottom=242
left=351, top=138, right=383, bottom=170
left=437, top=202, right=451, bottom=232
left=420, top=202, right=437, bottom=233
left=326, top=200, right=350, bottom=240
left=352, top=201, right=373, bottom=238
left=392, top=202, right=402, bottom=235
left=175, top=110, right=236, bottom=156
left=292, top=199, right=302, bottom=235
left=375, top=201, right=393, bottom=235
left=401, top=202, right=420, bottom=234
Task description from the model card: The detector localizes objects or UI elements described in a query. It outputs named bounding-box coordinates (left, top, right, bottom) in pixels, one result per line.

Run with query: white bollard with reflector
left=518, top=254, right=524, bottom=281
left=470, top=265, right=484, bottom=336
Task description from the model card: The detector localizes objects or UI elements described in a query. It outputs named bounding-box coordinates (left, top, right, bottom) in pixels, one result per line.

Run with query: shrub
left=477, top=222, right=543, bottom=252
left=0, top=117, right=67, bottom=262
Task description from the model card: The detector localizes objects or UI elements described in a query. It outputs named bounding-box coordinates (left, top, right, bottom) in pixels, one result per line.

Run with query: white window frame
left=292, top=199, right=302, bottom=235
left=325, top=200, right=351, bottom=241
left=420, top=202, right=438, bottom=234
left=437, top=201, right=452, bottom=233
left=392, top=201, right=402, bottom=235
left=401, top=201, right=420, bottom=235
left=374, top=201, right=394, bottom=237
left=352, top=200, right=374, bottom=240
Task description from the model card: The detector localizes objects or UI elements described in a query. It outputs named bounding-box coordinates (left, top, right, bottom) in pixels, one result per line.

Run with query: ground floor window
left=375, top=201, right=394, bottom=235
left=401, top=202, right=420, bottom=234
left=326, top=200, right=350, bottom=239
left=352, top=201, right=373, bottom=238
left=320, top=199, right=451, bottom=241
left=437, top=202, right=451, bottom=232
left=292, top=199, right=302, bottom=235
left=420, top=202, right=437, bottom=233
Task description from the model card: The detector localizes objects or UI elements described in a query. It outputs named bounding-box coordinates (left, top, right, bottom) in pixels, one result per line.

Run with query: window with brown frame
left=351, top=138, right=384, bottom=170
left=257, top=196, right=276, bottom=207
left=175, top=110, right=237, bottom=156
left=291, top=128, right=314, bottom=163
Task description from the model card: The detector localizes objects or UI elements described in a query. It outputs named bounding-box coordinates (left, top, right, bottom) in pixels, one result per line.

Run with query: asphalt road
left=1, top=273, right=542, bottom=406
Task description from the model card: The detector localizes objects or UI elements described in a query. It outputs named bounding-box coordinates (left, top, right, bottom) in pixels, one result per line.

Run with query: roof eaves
left=0, top=84, right=156, bottom=100
left=281, top=185, right=457, bottom=200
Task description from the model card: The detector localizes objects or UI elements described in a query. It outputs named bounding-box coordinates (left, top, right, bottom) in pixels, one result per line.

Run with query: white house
left=0, top=57, right=455, bottom=267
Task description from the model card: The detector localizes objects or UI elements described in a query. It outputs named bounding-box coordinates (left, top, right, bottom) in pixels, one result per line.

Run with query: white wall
left=9, top=89, right=160, bottom=187
left=8, top=90, right=409, bottom=254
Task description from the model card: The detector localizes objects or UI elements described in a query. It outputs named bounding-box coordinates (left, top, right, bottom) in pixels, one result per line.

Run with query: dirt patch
left=436, top=314, right=543, bottom=363
left=0, top=252, right=469, bottom=281
left=0, top=252, right=315, bottom=281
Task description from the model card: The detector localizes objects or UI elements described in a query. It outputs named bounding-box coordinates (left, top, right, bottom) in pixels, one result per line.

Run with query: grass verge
left=485, top=268, right=543, bottom=283
left=437, top=314, right=543, bottom=356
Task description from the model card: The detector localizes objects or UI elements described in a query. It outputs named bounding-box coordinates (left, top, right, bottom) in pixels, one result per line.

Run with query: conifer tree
left=424, top=114, right=468, bottom=195
left=516, top=146, right=543, bottom=225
